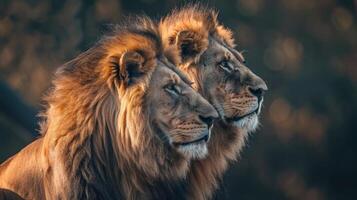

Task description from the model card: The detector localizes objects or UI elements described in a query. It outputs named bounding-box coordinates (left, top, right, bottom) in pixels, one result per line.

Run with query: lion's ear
left=172, top=30, right=207, bottom=62
left=109, top=51, right=146, bottom=85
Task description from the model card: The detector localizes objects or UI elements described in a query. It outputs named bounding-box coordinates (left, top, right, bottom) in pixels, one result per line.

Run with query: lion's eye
left=165, top=84, right=181, bottom=97
left=218, top=60, right=233, bottom=73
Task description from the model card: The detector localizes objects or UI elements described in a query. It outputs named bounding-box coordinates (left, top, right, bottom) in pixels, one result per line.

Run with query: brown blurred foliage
left=0, top=0, right=356, bottom=199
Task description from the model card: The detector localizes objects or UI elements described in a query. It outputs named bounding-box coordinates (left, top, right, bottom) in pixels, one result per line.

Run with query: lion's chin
left=232, top=113, right=259, bottom=132
left=176, top=142, right=208, bottom=160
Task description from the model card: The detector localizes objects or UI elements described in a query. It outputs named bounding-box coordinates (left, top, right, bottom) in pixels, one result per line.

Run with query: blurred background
left=0, top=0, right=356, bottom=199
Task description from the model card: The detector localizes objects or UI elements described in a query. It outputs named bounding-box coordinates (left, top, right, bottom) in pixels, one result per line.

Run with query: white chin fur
left=177, top=142, right=208, bottom=159
left=233, top=113, right=259, bottom=132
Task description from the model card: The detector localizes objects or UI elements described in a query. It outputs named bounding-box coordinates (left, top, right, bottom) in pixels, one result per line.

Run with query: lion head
left=159, top=6, right=269, bottom=199
left=101, top=33, right=218, bottom=161
left=109, top=51, right=218, bottom=160
left=144, top=61, right=219, bottom=159
left=27, top=16, right=218, bottom=199
left=160, top=5, right=267, bottom=132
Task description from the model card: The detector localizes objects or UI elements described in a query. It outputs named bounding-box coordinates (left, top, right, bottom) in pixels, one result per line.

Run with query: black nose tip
left=248, top=87, right=266, bottom=101
left=199, top=116, right=215, bottom=128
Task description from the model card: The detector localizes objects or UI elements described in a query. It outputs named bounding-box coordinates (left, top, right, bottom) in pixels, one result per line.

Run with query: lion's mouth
left=226, top=108, right=259, bottom=123
left=173, top=134, right=209, bottom=146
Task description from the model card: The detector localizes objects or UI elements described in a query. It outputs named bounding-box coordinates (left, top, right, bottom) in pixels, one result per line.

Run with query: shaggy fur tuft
left=160, top=4, right=235, bottom=66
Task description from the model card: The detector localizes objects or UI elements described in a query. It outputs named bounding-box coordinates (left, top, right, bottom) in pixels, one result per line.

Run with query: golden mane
left=160, top=4, right=235, bottom=65
left=0, top=17, right=191, bottom=199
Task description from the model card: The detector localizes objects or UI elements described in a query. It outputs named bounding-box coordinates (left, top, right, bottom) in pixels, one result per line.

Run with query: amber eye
left=165, top=84, right=181, bottom=97
left=218, top=60, right=233, bottom=73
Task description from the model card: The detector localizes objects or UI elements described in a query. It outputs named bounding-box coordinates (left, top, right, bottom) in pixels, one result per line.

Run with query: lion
left=159, top=5, right=268, bottom=199
left=0, top=17, right=219, bottom=199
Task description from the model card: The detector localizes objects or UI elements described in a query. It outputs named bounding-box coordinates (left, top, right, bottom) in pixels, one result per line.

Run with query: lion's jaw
left=173, top=126, right=213, bottom=160
left=230, top=98, right=263, bottom=132
left=232, top=112, right=259, bottom=132
left=176, top=141, right=208, bottom=159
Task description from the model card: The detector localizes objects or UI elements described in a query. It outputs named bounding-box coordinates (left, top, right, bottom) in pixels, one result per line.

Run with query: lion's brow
left=211, top=36, right=245, bottom=63
left=161, top=59, right=193, bottom=86
left=171, top=67, right=193, bottom=86
left=228, top=46, right=245, bottom=63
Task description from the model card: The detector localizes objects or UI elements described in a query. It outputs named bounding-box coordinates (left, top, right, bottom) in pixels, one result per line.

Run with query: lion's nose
left=194, top=94, right=219, bottom=123
left=199, top=115, right=216, bottom=128
left=248, top=80, right=268, bottom=102
left=242, top=66, right=268, bottom=102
